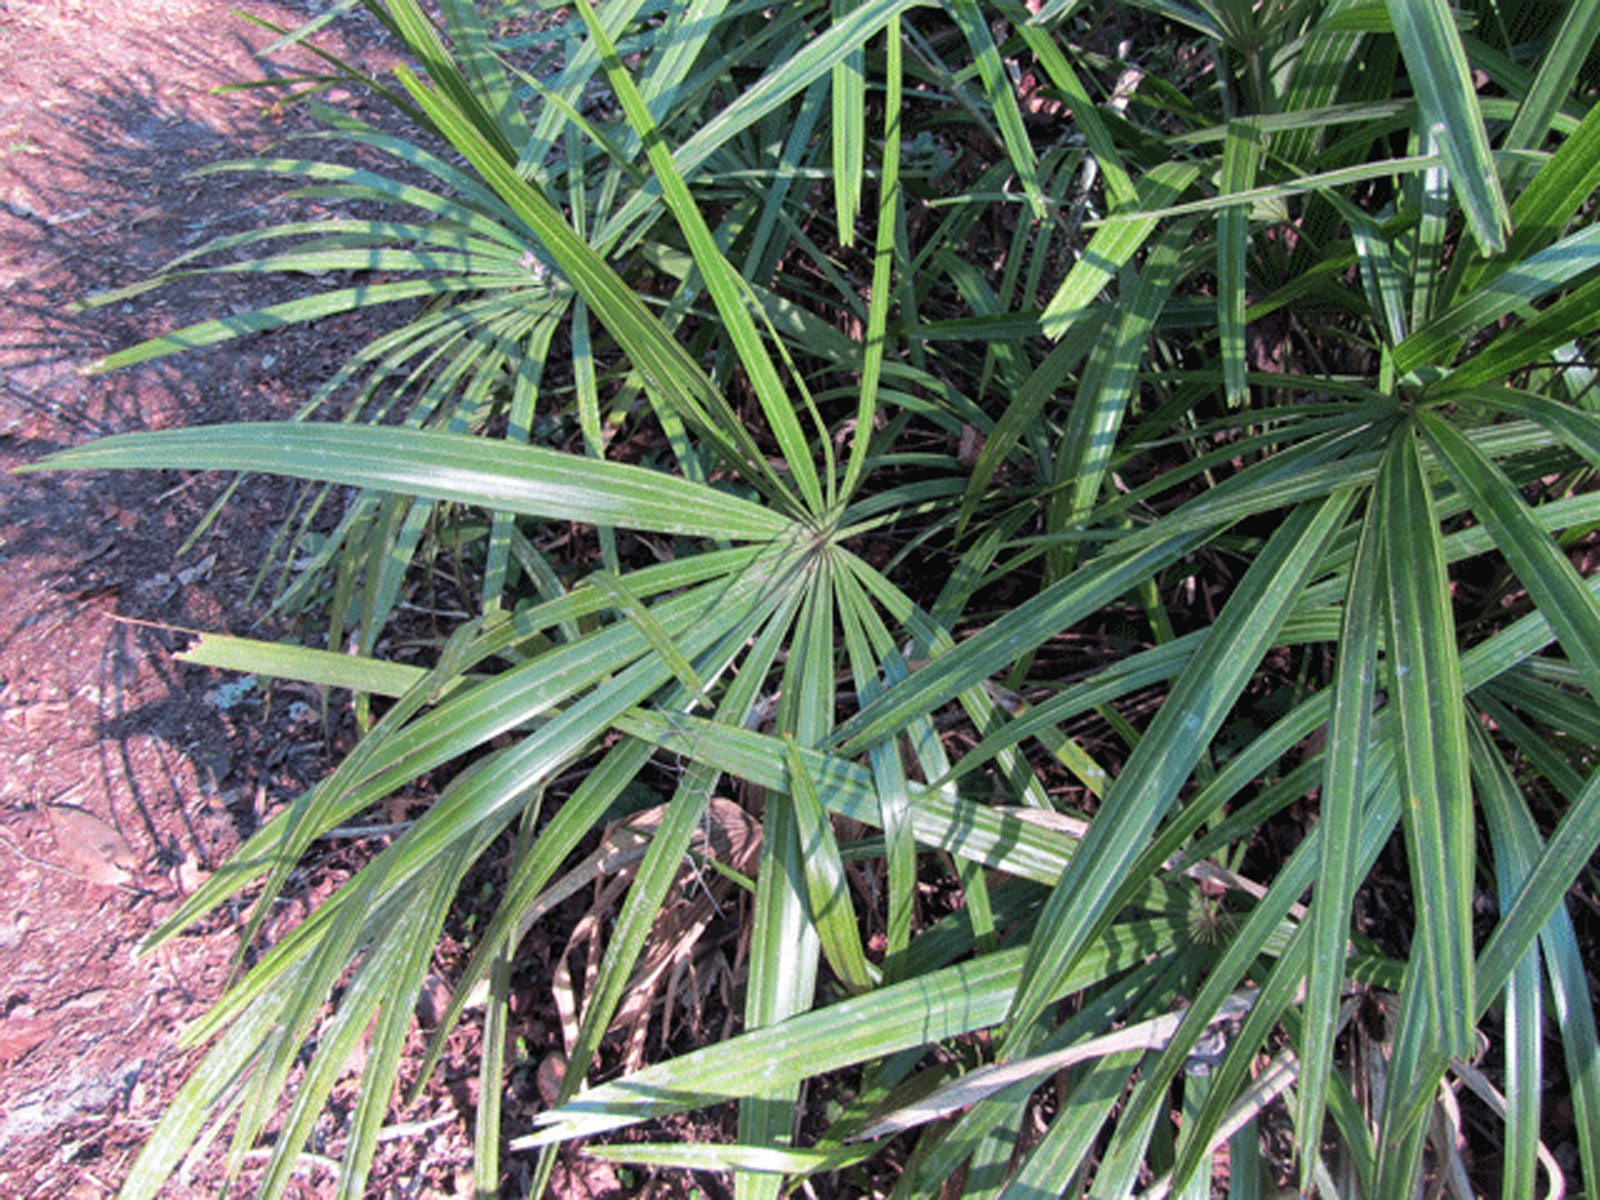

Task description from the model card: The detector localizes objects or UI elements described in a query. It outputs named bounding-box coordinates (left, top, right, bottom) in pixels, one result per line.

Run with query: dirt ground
left=0, top=1, right=744, bottom=1193
left=0, top=2, right=486, bottom=1195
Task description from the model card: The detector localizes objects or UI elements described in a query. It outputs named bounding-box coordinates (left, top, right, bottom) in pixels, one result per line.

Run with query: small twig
left=850, top=991, right=1260, bottom=1141
left=153, top=474, right=205, bottom=504
left=238, top=1147, right=340, bottom=1175
left=102, top=611, right=210, bottom=638
left=375, top=1113, right=456, bottom=1143
left=0, top=824, right=142, bottom=893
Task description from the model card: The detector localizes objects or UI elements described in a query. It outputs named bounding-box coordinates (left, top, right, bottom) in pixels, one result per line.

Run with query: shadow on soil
left=0, top=7, right=419, bottom=857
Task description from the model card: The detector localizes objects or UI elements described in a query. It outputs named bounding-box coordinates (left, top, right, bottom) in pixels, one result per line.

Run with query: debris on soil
left=0, top=3, right=467, bottom=1196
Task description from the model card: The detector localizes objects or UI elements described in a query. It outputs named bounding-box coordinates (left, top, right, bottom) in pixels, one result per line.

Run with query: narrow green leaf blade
left=1004, top=492, right=1355, bottom=1047
left=1395, top=224, right=1600, bottom=375
left=1379, top=424, right=1476, bottom=1058
left=25, top=423, right=792, bottom=542
left=576, top=0, right=825, bottom=517
left=1039, top=163, right=1199, bottom=340
left=1385, top=0, right=1509, bottom=253
left=948, top=0, right=1047, bottom=219
left=1468, top=721, right=1543, bottom=1200
left=1502, top=1, right=1600, bottom=154
left=523, top=920, right=1183, bottom=1145
left=1476, top=761, right=1600, bottom=1005
left=1297, top=492, right=1384, bottom=1191
left=1218, top=122, right=1263, bottom=407
left=1422, top=411, right=1600, bottom=705
left=840, top=14, right=902, bottom=504
left=830, top=0, right=866, bottom=246
left=785, top=735, right=876, bottom=993
left=176, top=631, right=426, bottom=698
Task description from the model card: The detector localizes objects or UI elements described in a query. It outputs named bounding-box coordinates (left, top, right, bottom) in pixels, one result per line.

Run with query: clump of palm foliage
left=27, top=0, right=1600, bottom=1195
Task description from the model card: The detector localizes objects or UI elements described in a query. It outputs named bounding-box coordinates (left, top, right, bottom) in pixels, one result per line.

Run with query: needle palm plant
left=27, top=0, right=1600, bottom=1196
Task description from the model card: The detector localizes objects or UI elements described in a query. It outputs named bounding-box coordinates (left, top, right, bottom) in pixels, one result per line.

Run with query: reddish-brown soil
left=0, top=4, right=740, bottom=1195
left=0, top=3, right=481, bottom=1195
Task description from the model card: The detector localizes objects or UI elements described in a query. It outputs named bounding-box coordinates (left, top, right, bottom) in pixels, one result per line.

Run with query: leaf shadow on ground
left=0, top=7, right=474, bottom=1195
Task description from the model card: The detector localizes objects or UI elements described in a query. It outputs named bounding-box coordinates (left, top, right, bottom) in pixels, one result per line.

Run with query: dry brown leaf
left=546, top=798, right=762, bottom=1072
left=536, top=1051, right=567, bottom=1108
left=45, top=803, right=135, bottom=886
left=14, top=701, right=69, bottom=734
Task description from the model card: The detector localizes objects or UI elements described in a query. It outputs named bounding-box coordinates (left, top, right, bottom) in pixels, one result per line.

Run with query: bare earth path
left=0, top=1, right=729, bottom=1193
left=0, top=2, right=478, bottom=1195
